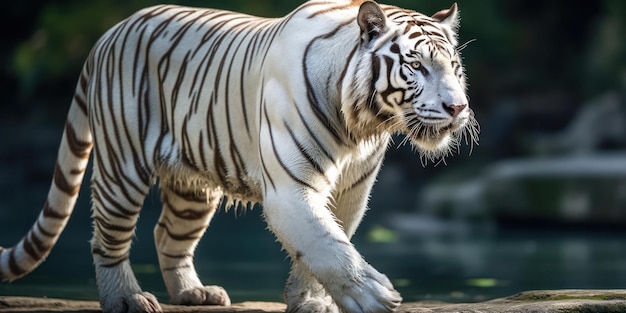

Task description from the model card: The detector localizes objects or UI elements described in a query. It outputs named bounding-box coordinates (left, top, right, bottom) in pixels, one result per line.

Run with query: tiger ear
left=431, top=3, right=460, bottom=45
left=357, top=1, right=387, bottom=43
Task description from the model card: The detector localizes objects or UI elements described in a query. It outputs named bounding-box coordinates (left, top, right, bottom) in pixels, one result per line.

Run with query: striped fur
left=1, top=1, right=478, bottom=312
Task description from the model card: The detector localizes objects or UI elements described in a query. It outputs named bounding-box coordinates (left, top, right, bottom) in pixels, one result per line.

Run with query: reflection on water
left=1, top=203, right=626, bottom=304
left=362, top=225, right=626, bottom=302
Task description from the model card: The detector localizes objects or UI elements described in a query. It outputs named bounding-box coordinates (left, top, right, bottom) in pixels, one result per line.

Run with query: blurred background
left=1, top=0, right=625, bottom=304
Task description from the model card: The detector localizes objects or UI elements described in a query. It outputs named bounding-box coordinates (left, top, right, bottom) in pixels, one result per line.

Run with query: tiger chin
left=0, top=1, right=477, bottom=313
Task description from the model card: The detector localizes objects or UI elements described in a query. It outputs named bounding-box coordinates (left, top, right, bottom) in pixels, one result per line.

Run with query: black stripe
left=344, top=164, right=379, bottom=193
left=294, top=105, right=336, bottom=164
left=92, top=248, right=129, bottom=267
left=29, top=230, right=50, bottom=258
left=8, top=249, right=27, bottom=277
left=302, top=32, right=347, bottom=145
left=264, top=107, right=318, bottom=192
left=42, top=200, right=69, bottom=220
left=65, top=121, right=92, bottom=159
left=73, top=94, right=88, bottom=116
left=35, top=221, right=56, bottom=238
left=22, top=234, right=41, bottom=261
left=162, top=193, right=211, bottom=220
left=160, top=252, right=193, bottom=259
left=156, top=220, right=206, bottom=241
left=284, top=121, right=330, bottom=185
left=53, top=162, right=80, bottom=196
left=93, top=216, right=135, bottom=233
left=95, top=221, right=133, bottom=247
left=259, top=151, right=276, bottom=192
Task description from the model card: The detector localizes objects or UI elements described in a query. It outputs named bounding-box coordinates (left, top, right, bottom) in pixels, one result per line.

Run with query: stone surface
left=403, top=290, right=626, bottom=313
left=2, top=290, right=626, bottom=313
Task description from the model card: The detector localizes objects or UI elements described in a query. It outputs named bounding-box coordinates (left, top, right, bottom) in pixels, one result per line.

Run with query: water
left=363, top=226, right=626, bottom=302
left=2, top=202, right=626, bottom=304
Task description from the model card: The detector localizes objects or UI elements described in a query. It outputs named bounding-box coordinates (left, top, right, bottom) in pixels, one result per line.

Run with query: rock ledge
left=2, top=290, right=626, bottom=313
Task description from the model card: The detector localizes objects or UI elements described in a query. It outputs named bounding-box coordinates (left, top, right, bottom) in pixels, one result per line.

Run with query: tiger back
left=0, top=1, right=478, bottom=313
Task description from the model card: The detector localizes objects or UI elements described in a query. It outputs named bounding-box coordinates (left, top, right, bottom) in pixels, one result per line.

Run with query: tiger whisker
left=458, top=38, right=476, bottom=51
left=376, top=114, right=401, bottom=132
left=367, top=88, right=378, bottom=109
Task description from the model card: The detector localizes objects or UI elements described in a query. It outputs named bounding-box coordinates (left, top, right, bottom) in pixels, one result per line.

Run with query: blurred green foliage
left=2, top=0, right=625, bottom=125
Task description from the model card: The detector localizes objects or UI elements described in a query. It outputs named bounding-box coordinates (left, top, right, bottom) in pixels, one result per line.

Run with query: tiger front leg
left=264, top=188, right=401, bottom=313
left=155, top=184, right=230, bottom=306
left=285, top=262, right=337, bottom=313
left=284, top=153, right=397, bottom=313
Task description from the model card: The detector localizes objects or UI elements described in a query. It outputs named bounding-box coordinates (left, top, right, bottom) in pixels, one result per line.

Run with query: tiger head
left=343, top=1, right=479, bottom=161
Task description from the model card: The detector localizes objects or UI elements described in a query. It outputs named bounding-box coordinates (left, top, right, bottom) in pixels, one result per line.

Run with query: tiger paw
left=286, top=297, right=339, bottom=313
left=171, top=285, right=231, bottom=306
left=329, top=263, right=402, bottom=313
left=100, top=291, right=162, bottom=313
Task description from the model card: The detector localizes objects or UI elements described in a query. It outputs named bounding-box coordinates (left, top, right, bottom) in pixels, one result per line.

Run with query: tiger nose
left=443, top=103, right=467, bottom=118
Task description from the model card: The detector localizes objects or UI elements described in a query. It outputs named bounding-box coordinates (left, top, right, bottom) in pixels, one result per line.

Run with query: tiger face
left=350, top=1, right=479, bottom=161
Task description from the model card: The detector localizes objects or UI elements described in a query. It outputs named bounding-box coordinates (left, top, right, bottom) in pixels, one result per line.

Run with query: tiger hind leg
left=90, top=161, right=161, bottom=313
left=155, top=183, right=230, bottom=306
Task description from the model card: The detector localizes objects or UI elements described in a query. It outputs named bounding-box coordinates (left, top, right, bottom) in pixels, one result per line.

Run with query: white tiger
left=0, top=1, right=478, bottom=312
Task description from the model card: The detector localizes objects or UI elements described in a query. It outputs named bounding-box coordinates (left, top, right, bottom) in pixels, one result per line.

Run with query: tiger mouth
left=403, top=108, right=479, bottom=157
left=413, top=121, right=454, bottom=141
left=398, top=107, right=478, bottom=151
left=403, top=114, right=471, bottom=146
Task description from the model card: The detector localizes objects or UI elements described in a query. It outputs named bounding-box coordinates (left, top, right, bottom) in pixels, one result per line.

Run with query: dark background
left=1, top=0, right=625, bottom=304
